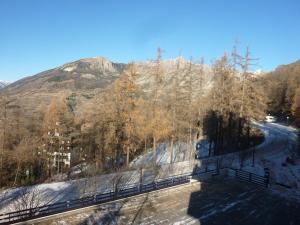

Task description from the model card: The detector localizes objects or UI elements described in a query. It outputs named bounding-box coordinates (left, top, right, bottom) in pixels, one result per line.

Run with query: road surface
left=23, top=178, right=300, bottom=225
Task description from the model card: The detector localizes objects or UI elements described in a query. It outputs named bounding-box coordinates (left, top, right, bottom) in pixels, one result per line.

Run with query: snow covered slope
left=0, top=122, right=299, bottom=214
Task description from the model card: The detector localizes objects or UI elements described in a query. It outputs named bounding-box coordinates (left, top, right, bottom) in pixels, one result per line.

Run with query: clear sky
left=0, top=0, right=299, bottom=82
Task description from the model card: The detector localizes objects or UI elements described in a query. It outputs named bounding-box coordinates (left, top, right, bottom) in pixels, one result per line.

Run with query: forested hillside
left=261, top=60, right=300, bottom=127
left=0, top=47, right=294, bottom=188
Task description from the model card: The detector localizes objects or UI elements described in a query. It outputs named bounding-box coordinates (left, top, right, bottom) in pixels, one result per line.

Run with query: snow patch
left=63, top=65, right=76, bottom=72
left=81, top=74, right=96, bottom=79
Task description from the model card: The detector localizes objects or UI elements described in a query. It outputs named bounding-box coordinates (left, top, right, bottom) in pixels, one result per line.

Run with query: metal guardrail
left=0, top=173, right=192, bottom=224
left=0, top=167, right=269, bottom=224
left=225, top=167, right=269, bottom=188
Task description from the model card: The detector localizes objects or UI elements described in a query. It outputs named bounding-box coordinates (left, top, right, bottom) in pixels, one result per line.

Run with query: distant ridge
left=0, top=80, right=10, bottom=89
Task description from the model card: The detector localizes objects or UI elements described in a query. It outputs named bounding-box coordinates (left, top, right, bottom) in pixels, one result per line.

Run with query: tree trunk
left=126, top=146, right=130, bottom=167
left=13, top=159, right=21, bottom=187
left=247, top=122, right=250, bottom=148
left=153, top=136, right=156, bottom=165
left=189, top=124, right=193, bottom=161
left=139, top=167, right=144, bottom=190
left=144, top=136, right=147, bottom=154
left=237, top=117, right=243, bottom=149
left=208, top=140, right=212, bottom=157
left=170, top=137, right=174, bottom=164
left=0, top=97, right=7, bottom=187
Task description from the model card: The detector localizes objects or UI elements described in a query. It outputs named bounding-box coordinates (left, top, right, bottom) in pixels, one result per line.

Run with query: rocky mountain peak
left=60, top=57, right=124, bottom=74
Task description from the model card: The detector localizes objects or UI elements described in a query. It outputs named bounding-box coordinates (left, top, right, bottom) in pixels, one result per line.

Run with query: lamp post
left=251, top=141, right=255, bottom=167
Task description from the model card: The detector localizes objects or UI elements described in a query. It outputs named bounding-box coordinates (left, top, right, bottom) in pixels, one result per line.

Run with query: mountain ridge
left=0, top=56, right=212, bottom=131
left=0, top=80, right=10, bottom=89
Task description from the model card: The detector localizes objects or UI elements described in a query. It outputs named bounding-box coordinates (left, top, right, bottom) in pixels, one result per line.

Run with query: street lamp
left=251, top=141, right=255, bottom=167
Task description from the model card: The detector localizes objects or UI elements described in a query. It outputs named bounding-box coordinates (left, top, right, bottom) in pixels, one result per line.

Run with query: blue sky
left=0, top=0, right=299, bottom=82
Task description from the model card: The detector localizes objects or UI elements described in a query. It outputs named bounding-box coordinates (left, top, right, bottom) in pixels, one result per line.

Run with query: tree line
left=0, top=45, right=268, bottom=188
left=261, top=59, right=300, bottom=127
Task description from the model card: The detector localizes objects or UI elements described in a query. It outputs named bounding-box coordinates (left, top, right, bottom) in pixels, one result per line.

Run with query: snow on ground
left=0, top=169, right=141, bottom=213
left=222, top=122, right=300, bottom=200
left=28, top=179, right=300, bottom=225
left=0, top=121, right=299, bottom=214
left=0, top=146, right=196, bottom=214
left=130, top=142, right=191, bottom=167
left=130, top=138, right=213, bottom=168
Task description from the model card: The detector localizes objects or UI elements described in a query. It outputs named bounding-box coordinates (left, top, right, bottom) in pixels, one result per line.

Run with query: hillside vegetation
left=261, top=60, right=300, bottom=127
left=0, top=47, right=281, bottom=188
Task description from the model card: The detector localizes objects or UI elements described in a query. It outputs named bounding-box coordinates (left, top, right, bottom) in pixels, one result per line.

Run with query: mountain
left=7, top=57, right=126, bottom=92
left=4, top=56, right=212, bottom=96
left=0, top=56, right=212, bottom=134
left=1, top=57, right=126, bottom=118
left=135, top=57, right=213, bottom=95
left=0, top=81, right=10, bottom=89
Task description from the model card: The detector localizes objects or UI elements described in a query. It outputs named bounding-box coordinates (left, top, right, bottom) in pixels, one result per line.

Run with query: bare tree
left=168, top=56, right=185, bottom=163
left=196, top=57, right=205, bottom=139
left=292, top=87, right=300, bottom=127
left=12, top=186, right=43, bottom=216
left=150, top=48, right=167, bottom=165
left=114, top=63, right=140, bottom=167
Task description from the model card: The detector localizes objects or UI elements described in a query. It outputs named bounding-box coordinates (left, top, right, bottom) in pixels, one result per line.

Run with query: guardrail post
left=265, top=178, right=269, bottom=188
left=1, top=168, right=276, bottom=225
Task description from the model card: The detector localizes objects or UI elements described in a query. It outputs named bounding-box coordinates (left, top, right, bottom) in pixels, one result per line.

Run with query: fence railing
left=0, top=166, right=269, bottom=224
left=225, top=167, right=269, bottom=188
left=0, top=173, right=192, bottom=225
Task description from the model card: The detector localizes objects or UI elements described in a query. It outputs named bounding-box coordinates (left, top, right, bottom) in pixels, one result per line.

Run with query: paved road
left=246, top=123, right=299, bottom=185
left=1, top=122, right=298, bottom=218
left=25, top=178, right=300, bottom=225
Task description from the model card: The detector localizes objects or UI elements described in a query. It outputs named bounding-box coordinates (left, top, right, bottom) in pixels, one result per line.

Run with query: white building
left=49, top=152, right=71, bottom=168
left=265, top=115, right=276, bottom=123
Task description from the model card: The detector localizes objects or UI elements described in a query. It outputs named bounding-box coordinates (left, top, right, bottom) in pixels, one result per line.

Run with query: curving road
left=0, top=122, right=299, bottom=216
left=240, top=122, right=300, bottom=198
